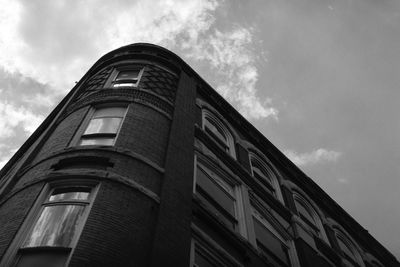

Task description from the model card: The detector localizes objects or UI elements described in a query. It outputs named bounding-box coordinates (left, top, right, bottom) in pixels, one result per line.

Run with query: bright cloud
left=284, top=148, right=342, bottom=166
left=0, top=0, right=277, bottom=120
left=0, top=102, right=44, bottom=138
left=183, top=28, right=278, bottom=120
left=0, top=0, right=279, bottom=168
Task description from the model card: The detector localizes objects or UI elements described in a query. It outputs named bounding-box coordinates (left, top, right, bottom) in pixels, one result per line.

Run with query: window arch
left=334, top=228, right=365, bottom=267
left=249, top=152, right=283, bottom=201
left=293, top=192, right=329, bottom=243
left=202, top=109, right=236, bottom=158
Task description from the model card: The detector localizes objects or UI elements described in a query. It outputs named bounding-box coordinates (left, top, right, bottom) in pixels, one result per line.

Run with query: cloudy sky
left=0, top=0, right=399, bottom=259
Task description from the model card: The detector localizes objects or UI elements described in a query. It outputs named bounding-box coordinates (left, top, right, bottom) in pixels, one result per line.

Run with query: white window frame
left=0, top=180, right=99, bottom=267
left=193, top=155, right=247, bottom=237
left=249, top=152, right=284, bottom=202
left=250, top=205, right=300, bottom=267
left=334, top=229, right=365, bottom=267
left=202, top=109, right=236, bottom=158
left=105, top=66, right=144, bottom=88
left=71, top=104, right=128, bottom=147
left=293, top=192, right=330, bottom=244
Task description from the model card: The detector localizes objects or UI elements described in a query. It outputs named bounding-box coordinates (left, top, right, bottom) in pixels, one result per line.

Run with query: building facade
left=0, top=43, right=398, bottom=267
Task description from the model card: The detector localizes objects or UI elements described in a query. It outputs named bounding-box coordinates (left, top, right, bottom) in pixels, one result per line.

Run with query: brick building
left=0, top=43, right=398, bottom=267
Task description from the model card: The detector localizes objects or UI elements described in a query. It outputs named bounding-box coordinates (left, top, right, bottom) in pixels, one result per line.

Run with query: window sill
left=18, top=246, right=71, bottom=253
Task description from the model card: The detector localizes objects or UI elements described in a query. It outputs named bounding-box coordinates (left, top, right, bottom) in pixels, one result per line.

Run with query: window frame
left=1, top=180, right=99, bottom=267
left=70, top=104, right=128, bottom=147
left=190, top=236, right=243, bottom=267
left=193, top=155, right=246, bottom=237
left=105, top=66, right=144, bottom=88
left=293, top=192, right=330, bottom=244
left=202, top=109, right=236, bottom=158
left=249, top=203, right=300, bottom=267
left=249, top=152, right=284, bottom=202
left=334, top=229, right=365, bottom=267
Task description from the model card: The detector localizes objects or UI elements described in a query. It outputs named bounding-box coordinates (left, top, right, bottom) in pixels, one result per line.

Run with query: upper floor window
left=106, top=66, right=144, bottom=88
left=334, top=229, right=364, bottom=267
left=78, top=106, right=127, bottom=146
left=251, top=206, right=296, bottom=267
left=190, top=238, right=242, bottom=267
left=5, top=183, right=97, bottom=267
left=293, top=192, right=328, bottom=242
left=249, top=153, right=282, bottom=201
left=194, top=161, right=240, bottom=232
left=202, top=109, right=235, bottom=158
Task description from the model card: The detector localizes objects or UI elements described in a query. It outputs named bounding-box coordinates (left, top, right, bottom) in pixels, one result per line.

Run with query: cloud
left=181, top=28, right=278, bottom=120
left=0, top=144, right=17, bottom=169
left=0, top=0, right=277, bottom=120
left=284, top=148, right=342, bottom=166
left=0, top=102, right=44, bottom=138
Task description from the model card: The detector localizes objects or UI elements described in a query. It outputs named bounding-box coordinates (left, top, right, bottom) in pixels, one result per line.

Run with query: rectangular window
left=191, top=239, right=241, bottom=267
left=107, top=67, right=144, bottom=88
left=252, top=208, right=291, bottom=267
left=12, top=185, right=96, bottom=267
left=78, top=106, right=127, bottom=146
left=195, top=164, right=238, bottom=231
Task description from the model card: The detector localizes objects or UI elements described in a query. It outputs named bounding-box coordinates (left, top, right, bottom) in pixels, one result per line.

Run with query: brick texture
left=69, top=181, right=158, bottom=267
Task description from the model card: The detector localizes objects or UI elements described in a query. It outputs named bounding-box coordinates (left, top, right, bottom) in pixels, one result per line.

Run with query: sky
left=0, top=0, right=399, bottom=260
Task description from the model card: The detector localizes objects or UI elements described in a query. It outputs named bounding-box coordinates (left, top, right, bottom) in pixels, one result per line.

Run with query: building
left=0, top=43, right=398, bottom=267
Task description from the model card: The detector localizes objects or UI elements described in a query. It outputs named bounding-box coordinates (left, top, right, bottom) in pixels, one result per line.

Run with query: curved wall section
left=0, top=43, right=195, bottom=267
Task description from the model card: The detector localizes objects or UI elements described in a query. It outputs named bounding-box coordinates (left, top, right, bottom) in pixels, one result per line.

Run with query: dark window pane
left=295, top=200, right=317, bottom=226
left=23, top=205, right=85, bottom=248
left=115, top=70, right=139, bottom=81
left=49, top=188, right=91, bottom=202
left=205, top=119, right=227, bottom=144
left=253, top=218, right=290, bottom=266
left=84, top=118, right=122, bottom=134
left=196, top=168, right=235, bottom=216
left=338, top=238, right=357, bottom=263
left=79, top=137, right=115, bottom=146
left=252, top=165, right=272, bottom=183
left=196, top=190, right=236, bottom=231
left=194, top=250, right=218, bottom=267
left=16, top=250, right=68, bottom=267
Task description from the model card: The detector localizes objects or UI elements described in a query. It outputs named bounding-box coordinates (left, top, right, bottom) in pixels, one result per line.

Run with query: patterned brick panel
left=140, top=65, right=178, bottom=103
left=62, top=89, right=174, bottom=120
left=77, top=67, right=112, bottom=99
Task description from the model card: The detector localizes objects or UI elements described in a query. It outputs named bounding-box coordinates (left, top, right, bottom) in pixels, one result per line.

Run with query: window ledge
left=18, top=246, right=72, bottom=253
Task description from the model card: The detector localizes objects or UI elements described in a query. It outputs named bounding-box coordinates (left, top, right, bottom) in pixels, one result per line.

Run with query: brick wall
left=70, top=180, right=158, bottom=267
left=0, top=183, right=44, bottom=259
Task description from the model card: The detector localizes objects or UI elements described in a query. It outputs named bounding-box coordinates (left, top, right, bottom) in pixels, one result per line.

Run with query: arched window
left=334, top=229, right=364, bottom=267
left=202, top=109, right=235, bottom=158
left=249, top=153, right=283, bottom=201
left=293, top=192, right=329, bottom=243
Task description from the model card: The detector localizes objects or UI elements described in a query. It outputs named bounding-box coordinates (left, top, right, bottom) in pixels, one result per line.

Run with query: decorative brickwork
left=61, top=89, right=174, bottom=122
left=140, top=65, right=178, bottom=103
left=79, top=67, right=113, bottom=98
